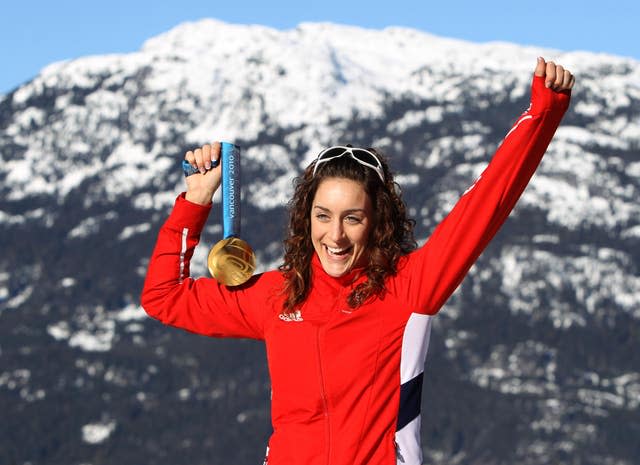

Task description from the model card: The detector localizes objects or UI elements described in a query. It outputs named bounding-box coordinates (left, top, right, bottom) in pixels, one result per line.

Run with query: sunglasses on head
left=311, top=146, right=385, bottom=183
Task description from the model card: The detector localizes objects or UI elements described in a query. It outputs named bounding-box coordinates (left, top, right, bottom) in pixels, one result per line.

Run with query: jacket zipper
left=316, top=326, right=331, bottom=465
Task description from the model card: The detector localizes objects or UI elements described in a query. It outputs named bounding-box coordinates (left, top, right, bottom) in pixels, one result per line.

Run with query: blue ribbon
left=221, top=142, right=241, bottom=239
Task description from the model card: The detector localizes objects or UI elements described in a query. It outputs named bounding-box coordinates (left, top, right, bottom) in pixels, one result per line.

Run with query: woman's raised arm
left=401, top=57, right=574, bottom=315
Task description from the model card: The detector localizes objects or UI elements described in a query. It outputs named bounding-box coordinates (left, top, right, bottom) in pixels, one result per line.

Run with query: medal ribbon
left=221, top=142, right=241, bottom=239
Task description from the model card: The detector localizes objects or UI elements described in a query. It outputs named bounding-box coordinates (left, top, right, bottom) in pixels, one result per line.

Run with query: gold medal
left=207, top=237, right=256, bottom=286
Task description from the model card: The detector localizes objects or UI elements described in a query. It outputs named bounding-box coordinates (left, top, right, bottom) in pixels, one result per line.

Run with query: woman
left=141, top=57, right=574, bottom=465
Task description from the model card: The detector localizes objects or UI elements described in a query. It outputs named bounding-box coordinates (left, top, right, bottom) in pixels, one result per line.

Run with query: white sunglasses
left=311, top=146, right=385, bottom=183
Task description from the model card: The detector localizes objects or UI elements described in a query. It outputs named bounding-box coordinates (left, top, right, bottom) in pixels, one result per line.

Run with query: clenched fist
left=184, top=142, right=222, bottom=206
left=535, top=57, right=575, bottom=92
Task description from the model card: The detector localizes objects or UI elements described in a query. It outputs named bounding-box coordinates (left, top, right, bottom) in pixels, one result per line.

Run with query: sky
left=1, top=0, right=638, bottom=94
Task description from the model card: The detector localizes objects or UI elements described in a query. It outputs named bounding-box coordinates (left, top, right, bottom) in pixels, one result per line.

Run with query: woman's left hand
left=535, top=57, right=575, bottom=92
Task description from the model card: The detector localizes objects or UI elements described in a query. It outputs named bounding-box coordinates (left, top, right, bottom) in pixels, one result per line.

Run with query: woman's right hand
left=184, top=142, right=222, bottom=206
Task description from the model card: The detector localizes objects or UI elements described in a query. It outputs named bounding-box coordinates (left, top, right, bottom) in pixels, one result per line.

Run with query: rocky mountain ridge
left=1, top=18, right=639, bottom=465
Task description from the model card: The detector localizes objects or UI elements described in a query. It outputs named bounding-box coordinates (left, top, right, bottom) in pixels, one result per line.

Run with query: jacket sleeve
left=140, top=193, right=275, bottom=340
left=401, top=75, right=571, bottom=314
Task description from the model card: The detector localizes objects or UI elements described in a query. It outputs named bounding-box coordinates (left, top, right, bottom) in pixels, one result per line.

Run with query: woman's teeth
left=326, top=245, right=350, bottom=255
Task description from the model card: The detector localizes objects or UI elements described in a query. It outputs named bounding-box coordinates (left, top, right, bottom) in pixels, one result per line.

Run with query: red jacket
left=141, top=76, right=570, bottom=465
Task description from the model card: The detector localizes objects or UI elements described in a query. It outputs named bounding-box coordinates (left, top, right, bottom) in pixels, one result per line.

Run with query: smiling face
left=310, top=177, right=374, bottom=277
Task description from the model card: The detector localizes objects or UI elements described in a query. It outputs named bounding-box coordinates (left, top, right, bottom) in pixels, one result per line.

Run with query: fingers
left=545, top=61, right=557, bottom=88
left=554, top=65, right=566, bottom=89
left=563, top=71, right=576, bottom=90
left=184, top=142, right=221, bottom=174
left=534, top=57, right=546, bottom=77
left=537, top=57, right=575, bottom=92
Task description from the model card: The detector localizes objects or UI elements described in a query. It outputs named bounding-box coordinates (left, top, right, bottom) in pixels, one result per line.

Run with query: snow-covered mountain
left=1, top=19, right=639, bottom=465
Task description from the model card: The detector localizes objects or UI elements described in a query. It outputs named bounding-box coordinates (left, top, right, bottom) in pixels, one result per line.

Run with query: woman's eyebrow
left=313, top=205, right=366, bottom=214
left=343, top=209, right=367, bottom=215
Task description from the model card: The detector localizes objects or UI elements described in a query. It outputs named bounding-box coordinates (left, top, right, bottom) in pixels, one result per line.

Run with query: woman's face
left=310, top=177, right=373, bottom=277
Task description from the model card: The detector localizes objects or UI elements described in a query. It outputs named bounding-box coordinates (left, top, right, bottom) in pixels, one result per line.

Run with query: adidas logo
left=279, top=310, right=303, bottom=322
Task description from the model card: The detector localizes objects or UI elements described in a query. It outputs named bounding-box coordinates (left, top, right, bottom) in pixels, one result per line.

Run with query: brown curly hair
left=279, top=146, right=416, bottom=312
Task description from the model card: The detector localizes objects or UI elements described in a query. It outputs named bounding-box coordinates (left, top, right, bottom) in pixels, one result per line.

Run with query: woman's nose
left=328, top=220, right=344, bottom=242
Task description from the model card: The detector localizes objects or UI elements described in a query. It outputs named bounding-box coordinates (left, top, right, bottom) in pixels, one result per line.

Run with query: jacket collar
left=311, top=253, right=366, bottom=289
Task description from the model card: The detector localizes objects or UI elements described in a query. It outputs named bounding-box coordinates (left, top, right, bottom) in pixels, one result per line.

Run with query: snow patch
left=3, top=286, right=33, bottom=310
left=118, top=222, right=152, bottom=240
left=61, top=277, right=76, bottom=288
left=115, top=304, right=147, bottom=322
left=82, top=419, right=117, bottom=444
left=68, top=212, right=118, bottom=239
left=47, top=321, right=71, bottom=341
